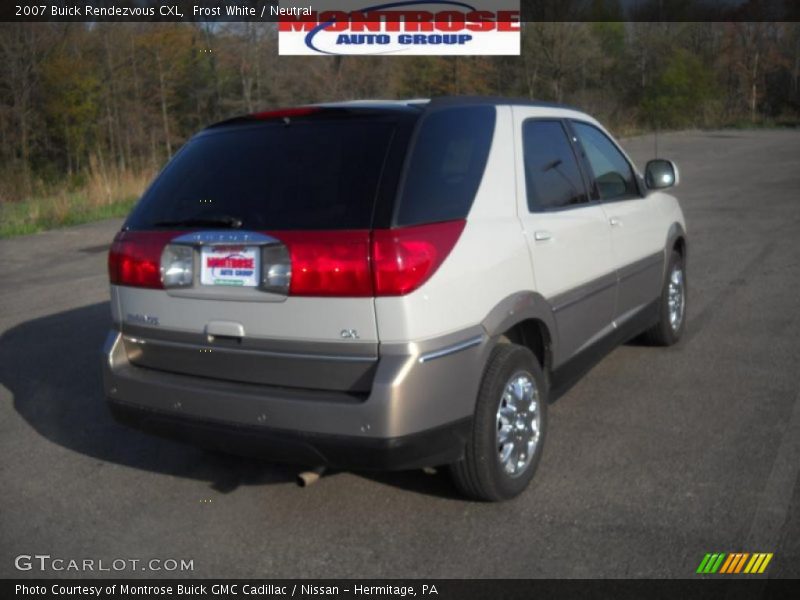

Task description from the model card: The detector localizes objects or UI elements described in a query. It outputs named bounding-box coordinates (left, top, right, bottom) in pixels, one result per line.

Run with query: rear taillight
left=274, top=230, right=373, bottom=297
left=108, top=231, right=178, bottom=289
left=269, top=220, right=465, bottom=297
left=371, top=220, right=466, bottom=296
left=108, top=220, right=466, bottom=296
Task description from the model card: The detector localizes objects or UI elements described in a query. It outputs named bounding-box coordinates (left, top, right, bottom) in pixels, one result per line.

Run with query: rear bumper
left=109, top=400, right=471, bottom=470
left=102, top=327, right=489, bottom=469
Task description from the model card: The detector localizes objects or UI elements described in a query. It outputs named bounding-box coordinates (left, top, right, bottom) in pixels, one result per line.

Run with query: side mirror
left=645, top=159, right=679, bottom=189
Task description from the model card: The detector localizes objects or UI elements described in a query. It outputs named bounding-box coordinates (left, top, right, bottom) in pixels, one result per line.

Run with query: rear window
left=395, top=106, right=496, bottom=226
left=125, top=116, right=400, bottom=231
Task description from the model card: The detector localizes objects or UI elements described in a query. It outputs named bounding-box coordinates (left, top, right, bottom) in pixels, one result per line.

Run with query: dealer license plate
left=200, top=245, right=260, bottom=287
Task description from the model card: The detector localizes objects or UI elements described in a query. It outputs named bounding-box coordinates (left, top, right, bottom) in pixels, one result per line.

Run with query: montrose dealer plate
left=200, top=245, right=259, bottom=287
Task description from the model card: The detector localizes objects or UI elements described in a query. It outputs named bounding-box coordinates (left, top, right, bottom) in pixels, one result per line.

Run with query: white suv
left=103, top=97, right=686, bottom=501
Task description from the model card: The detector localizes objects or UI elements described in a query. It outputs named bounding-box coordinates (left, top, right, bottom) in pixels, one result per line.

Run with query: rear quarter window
left=395, top=106, right=496, bottom=226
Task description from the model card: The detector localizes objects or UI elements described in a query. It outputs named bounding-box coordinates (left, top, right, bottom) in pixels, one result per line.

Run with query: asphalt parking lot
left=1, top=129, right=798, bottom=579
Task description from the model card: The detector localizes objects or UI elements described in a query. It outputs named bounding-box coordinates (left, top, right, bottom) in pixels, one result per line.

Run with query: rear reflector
left=372, top=220, right=466, bottom=296
left=108, top=231, right=180, bottom=289
left=160, top=244, right=194, bottom=288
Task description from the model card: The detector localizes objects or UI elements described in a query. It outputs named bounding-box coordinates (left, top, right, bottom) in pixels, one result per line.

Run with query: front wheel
left=450, top=344, right=548, bottom=501
left=642, top=249, right=687, bottom=346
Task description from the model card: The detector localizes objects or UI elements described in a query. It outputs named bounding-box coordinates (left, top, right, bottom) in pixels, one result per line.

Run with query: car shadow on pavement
left=0, top=302, right=296, bottom=492
left=0, top=302, right=462, bottom=499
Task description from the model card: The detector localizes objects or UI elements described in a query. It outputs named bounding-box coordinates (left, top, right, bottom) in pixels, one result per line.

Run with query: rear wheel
left=450, top=344, right=547, bottom=501
left=642, top=249, right=686, bottom=346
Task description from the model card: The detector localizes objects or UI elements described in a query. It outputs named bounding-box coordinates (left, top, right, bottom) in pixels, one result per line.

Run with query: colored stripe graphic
left=744, top=553, right=774, bottom=574
left=719, top=554, right=735, bottom=574
left=711, top=553, right=726, bottom=573
left=696, top=554, right=713, bottom=573
left=758, top=554, right=773, bottom=573
left=744, top=554, right=760, bottom=574
left=701, top=553, right=718, bottom=573
left=699, top=552, right=774, bottom=574
left=698, top=553, right=726, bottom=573
left=734, top=553, right=749, bottom=573
left=720, top=553, right=737, bottom=574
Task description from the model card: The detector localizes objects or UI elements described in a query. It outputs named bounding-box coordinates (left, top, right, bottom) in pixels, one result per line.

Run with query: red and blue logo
left=278, top=0, right=520, bottom=56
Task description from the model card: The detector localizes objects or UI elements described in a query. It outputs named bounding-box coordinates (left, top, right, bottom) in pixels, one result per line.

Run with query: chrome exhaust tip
left=297, top=466, right=326, bottom=487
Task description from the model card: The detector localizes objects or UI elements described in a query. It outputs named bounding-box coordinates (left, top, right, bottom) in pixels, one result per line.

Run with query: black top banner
left=2, top=0, right=799, bottom=23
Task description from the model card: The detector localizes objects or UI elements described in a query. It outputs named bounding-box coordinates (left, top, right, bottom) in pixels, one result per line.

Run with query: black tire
left=642, top=250, right=687, bottom=346
left=450, top=343, right=548, bottom=502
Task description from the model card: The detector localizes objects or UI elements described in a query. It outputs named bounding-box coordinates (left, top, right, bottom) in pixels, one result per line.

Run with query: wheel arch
left=481, top=292, right=558, bottom=374
left=498, top=319, right=553, bottom=373
left=666, top=222, right=688, bottom=267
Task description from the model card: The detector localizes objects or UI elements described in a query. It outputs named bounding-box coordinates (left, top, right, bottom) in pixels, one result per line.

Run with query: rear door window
left=522, top=119, right=588, bottom=211
left=395, top=106, right=496, bottom=226
left=125, top=116, right=401, bottom=231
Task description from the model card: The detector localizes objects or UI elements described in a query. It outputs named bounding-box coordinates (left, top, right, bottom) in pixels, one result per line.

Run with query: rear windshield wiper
left=152, top=216, right=243, bottom=229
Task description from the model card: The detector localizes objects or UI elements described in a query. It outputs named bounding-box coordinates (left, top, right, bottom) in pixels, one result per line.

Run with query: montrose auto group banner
left=276, top=0, right=521, bottom=55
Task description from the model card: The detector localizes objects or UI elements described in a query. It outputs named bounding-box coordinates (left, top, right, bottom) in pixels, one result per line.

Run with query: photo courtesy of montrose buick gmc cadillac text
left=103, top=97, right=687, bottom=501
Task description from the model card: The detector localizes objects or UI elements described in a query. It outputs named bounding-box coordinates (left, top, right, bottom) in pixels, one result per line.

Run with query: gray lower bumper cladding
left=102, top=328, right=488, bottom=469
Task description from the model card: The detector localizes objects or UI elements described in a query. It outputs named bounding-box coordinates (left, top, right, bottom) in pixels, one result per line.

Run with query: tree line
left=0, top=20, right=798, bottom=203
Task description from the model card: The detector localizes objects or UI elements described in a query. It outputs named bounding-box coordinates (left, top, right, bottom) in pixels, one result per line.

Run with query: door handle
left=609, top=217, right=622, bottom=227
left=534, top=230, right=552, bottom=241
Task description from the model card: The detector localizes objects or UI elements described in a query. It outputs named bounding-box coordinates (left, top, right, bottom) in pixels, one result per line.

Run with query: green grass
left=0, top=193, right=138, bottom=239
